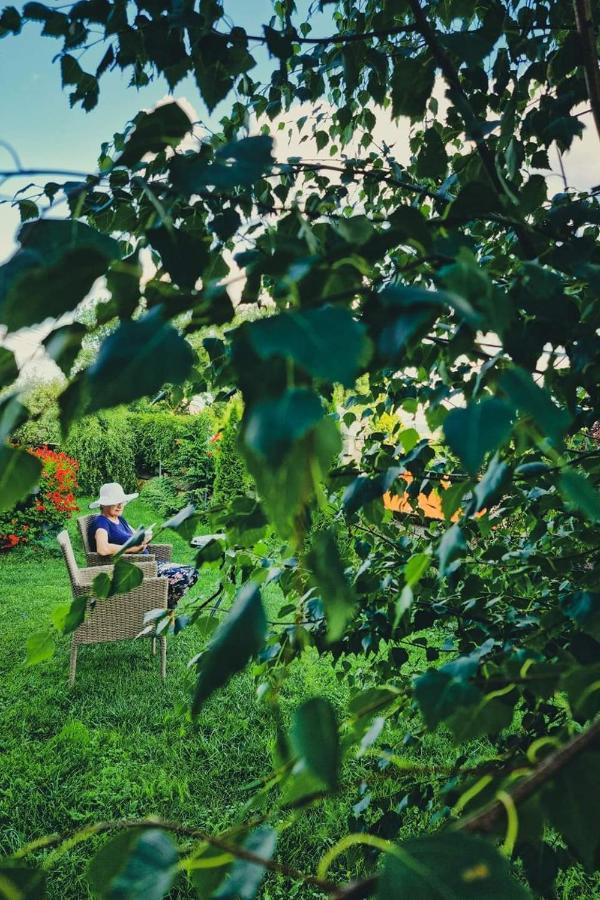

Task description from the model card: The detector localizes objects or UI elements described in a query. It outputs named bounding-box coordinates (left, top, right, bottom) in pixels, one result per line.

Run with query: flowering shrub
left=0, top=447, right=79, bottom=551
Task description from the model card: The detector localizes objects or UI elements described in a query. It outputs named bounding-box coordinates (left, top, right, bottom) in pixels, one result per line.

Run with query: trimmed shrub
left=0, top=447, right=79, bottom=551
left=140, top=477, right=182, bottom=517
left=63, top=410, right=137, bottom=495
left=12, top=381, right=62, bottom=448
left=128, top=410, right=215, bottom=506
left=129, top=412, right=178, bottom=475
left=211, top=406, right=251, bottom=508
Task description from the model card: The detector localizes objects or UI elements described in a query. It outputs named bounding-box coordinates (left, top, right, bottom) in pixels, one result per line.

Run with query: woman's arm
left=94, top=528, right=147, bottom=557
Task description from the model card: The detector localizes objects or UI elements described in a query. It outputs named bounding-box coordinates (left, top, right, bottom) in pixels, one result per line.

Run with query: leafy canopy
left=1, top=0, right=600, bottom=896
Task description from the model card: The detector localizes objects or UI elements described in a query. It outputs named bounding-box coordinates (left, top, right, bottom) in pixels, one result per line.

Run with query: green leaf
left=87, top=308, right=195, bottom=412
left=279, top=767, right=328, bottom=808
left=189, top=846, right=232, bottom=896
left=210, top=207, right=241, bottom=241
left=263, top=25, right=293, bottom=59
left=469, top=454, right=510, bottom=514
left=115, top=101, right=192, bottom=167
left=162, top=503, right=197, bottom=536
left=291, top=697, right=340, bottom=790
left=147, top=225, right=210, bottom=288
left=87, top=828, right=178, bottom=900
left=0, top=220, right=120, bottom=332
left=25, top=630, right=55, bottom=667
left=447, top=686, right=517, bottom=742
left=415, top=127, right=448, bottom=179
left=414, top=668, right=482, bottom=730
left=245, top=306, right=372, bottom=387
left=499, top=367, right=571, bottom=441
left=337, top=215, right=374, bottom=246
left=443, top=399, right=513, bottom=474
left=243, top=389, right=324, bottom=466
left=0, top=445, right=42, bottom=513
left=561, top=664, right=600, bottom=722
left=192, top=583, right=266, bottom=715
left=92, top=572, right=111, bottom=600
left=559, top=469, right=600, bottom=523
left=18, top=199, right=38, bottom=222
left=448, top=180, right=502, bottom=219
left=377, top=283, right=480, bottom=327
left=348, top=686, right=401, bottom=719
left=378, top=833, right=529, bottom=899
left=437, top=524, right=466, bottom=577
left=391, top=54, right=435, bottom=120
left=61, top=595, right=88, bottom=635
left=343, top=467, right=402, bottom=518
left=110, top=559, right=144, bottom=596
left=42, top=323, right=86, bottom=376
left=441, top=27, right=499, bottom=65
left=441, top=481, right=468, bottom=520
left=560, top=591, right=600, bottom=640
left=192, top=34, right=236, bottom=113
left=0, top=6, right=22, bottom=37
left=213, top=827, right=277, bottom=899
left=172, top=136, right=273, bottom=193
left=306, top=528, right=357, bottom=642
left=244, top=417, right=340, bottom=539
left=541, top=752, right=600, bottom=870
left=104, top=253, right=142, bottom=320
left=0, top=866, right=46, bottom=898
left=404, top=552, right=431, bottom=587
left=0, top=347, right=18, bottom=387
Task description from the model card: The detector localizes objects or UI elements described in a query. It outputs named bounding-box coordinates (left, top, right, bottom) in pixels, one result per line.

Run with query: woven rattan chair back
left=57, top=528, right=83, bottom=592
left=77, top=514, right=94, bottom=559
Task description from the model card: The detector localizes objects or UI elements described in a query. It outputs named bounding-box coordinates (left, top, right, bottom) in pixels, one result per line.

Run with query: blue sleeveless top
left=88, top=515, right=134, bottom=553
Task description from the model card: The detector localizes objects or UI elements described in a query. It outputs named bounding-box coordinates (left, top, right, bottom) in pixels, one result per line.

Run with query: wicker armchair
left=57, top=530, right=169, bottom=686
left=78, top=514, right=173, bottom=567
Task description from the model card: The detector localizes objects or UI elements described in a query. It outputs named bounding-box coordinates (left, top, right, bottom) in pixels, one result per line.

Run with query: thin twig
left=12, top=817, right=339, bottom=892
left=457, top=717, right=600, bottom=833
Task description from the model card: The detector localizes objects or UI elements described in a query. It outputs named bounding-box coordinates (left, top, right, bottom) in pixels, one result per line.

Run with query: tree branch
left=244, top=24, right=420, bottom=45
left=406, top=0, right=536, bottom=257
left=13, top=816, right=339, bottom=892
left=332, top=719, right=600, bottom=898
left=573, top=0, right=600, bottom=142
left=457, top=717, right=600, bottom=834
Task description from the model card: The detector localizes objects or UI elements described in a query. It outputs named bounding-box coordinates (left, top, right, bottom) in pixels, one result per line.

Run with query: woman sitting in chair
left=88, top=482, right=198, bottom=610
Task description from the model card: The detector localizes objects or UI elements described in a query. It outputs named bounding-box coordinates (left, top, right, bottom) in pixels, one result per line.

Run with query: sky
left=1, top=4, right=598, bottom=379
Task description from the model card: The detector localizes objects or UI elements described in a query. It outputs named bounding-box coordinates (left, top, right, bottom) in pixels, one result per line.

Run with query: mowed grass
left=0, top=492, right=598, bottom=898
left=0, top=494, right=366, bottom=897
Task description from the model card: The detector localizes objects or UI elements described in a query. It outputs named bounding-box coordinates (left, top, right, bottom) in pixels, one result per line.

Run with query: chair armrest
left=148, top=543, right=172, bottom=563
left=110, top=577, right=169, bottom=606
left=79, top=560, right=158, bottom=585
left=86, top=551, right=156, bottom=567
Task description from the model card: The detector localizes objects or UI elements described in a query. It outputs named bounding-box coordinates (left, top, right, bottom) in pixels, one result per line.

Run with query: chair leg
left=69, top=642, right=78, bottom=686
left=160, top=636, right=167, bottom=681
left=152, top=637, right=157, bottom=656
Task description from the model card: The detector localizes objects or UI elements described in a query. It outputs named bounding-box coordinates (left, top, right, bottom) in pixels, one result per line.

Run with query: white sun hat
left=90, top=482, right=139, bottom=509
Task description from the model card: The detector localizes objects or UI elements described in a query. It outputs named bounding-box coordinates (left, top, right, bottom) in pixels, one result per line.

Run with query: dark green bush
left=128, top=411, right=214, bottom=480
left=63, top=409, right=137, bottom=495
left=128, top=410, right=215, bottom=510
left=12, top=381, right=62, bottom=448
left=211, top=406, right=251, bottom=508
left=140, top=476, right=182, bottom=517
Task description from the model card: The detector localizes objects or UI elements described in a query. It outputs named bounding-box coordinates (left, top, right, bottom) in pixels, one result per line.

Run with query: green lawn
left=0, top=494, right=366, bottom=897
left=0, top=493, right=598, bottom=898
